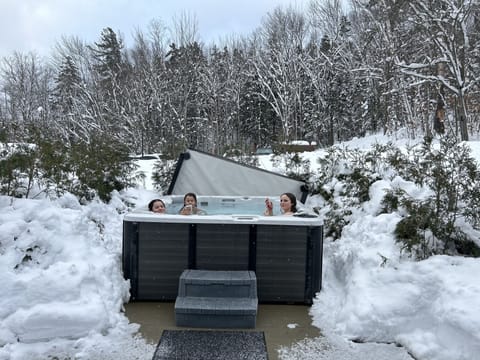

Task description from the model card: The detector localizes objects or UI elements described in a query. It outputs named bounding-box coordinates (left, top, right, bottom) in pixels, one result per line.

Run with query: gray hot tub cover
left=167, top=149, right=308, bottom=203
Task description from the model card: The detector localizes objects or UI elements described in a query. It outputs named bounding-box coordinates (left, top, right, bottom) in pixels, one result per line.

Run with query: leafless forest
left=2, top=0, right=479, bottom=156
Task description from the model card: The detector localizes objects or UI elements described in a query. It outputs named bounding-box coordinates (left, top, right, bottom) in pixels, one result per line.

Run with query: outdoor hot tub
left=122, top=196, right=323, bottom=304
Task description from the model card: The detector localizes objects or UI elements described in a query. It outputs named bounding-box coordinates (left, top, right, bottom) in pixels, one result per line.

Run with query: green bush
left=386, top=135, right=480, bottom=258
left=70, top=136, right=136, bottom=202
left=0, top=144, right=38, bottom=197
left=0, top=132, right=136, bottom=203
left=313, top=137, right=480, bottom=258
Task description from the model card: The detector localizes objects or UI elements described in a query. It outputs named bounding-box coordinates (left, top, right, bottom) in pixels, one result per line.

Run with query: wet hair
left=281, top=193, right=297, bottom=213
left=183, top=192, right=198, bottom=206
left=148, top=199, right=165, bottom=211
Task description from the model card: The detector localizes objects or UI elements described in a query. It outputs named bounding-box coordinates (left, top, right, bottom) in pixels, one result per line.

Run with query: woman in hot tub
left=264, top=193, right=297, bottom=216
left=148, top=199, right=167, bottom=214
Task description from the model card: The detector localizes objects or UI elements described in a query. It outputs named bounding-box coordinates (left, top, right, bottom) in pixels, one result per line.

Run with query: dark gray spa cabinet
left=122, top=213, right=323, bottom=305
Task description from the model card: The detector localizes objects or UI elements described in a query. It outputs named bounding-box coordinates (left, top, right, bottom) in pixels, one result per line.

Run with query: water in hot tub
left=166, top=196, right=279, bottom=215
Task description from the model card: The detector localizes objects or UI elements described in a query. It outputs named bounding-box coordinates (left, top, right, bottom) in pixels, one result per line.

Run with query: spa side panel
left=195, top=224, right=250, bottom=270
left=255, top=225, right=308, bottom=303
left=122, top=215, right=323, bottom=304
left=123, top=221, right=190, bottom=300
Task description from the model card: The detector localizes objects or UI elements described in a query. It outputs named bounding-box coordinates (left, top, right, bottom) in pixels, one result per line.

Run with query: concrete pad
left=125, top=302, right=321, bottom=360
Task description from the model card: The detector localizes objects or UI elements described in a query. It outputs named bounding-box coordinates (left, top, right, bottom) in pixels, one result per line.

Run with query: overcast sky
left=0, top=0, right=310, bottom=58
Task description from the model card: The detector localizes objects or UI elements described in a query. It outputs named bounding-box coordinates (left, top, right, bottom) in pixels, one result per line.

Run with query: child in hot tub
left=179, top=192, right=207, bottom=215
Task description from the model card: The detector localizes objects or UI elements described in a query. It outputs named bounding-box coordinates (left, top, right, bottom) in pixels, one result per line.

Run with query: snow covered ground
left=1, top=133, right=479, bottom=359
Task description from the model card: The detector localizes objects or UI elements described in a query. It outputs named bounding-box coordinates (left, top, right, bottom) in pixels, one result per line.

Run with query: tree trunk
left=328, top=116, right=334, bottom=146
left=433, top=86, right=445, bottom=135
left=434, top=63, right=446, bottom=136
left=457, top=93, right=469, bottom=141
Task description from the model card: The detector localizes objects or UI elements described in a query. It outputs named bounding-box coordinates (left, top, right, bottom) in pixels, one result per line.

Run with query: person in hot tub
left=179, top=192, right=207, bottom=215
left=148, top=199, right=166, bottom=214
left=264, top=193, right=297, bottom=216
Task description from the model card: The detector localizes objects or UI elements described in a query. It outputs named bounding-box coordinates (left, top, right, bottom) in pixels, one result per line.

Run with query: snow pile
left=0, top=192, right=156, bottom=359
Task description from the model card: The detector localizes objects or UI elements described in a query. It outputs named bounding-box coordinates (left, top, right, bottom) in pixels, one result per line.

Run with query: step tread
left=180, top=269, right=256, bottom=284
left=178, top=270, right=258, bottom=298
left=175, top=296, right=258, bottom=314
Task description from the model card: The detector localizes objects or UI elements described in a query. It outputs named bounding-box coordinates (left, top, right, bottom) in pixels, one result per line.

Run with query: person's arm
left=179, top=205, right=193, bottom=215
left=264, top=198, right=273, bottom=216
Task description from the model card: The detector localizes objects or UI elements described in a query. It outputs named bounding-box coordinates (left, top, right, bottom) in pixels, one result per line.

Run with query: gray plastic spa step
left=178, top=269, right=257, bottom=298
left=175, top=296, right=258, bottom=328
left=174, top=270, right=258, bottom=328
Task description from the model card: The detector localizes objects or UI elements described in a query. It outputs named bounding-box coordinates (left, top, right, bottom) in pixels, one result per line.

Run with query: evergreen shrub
left=386, top=135, right=480, bottom=258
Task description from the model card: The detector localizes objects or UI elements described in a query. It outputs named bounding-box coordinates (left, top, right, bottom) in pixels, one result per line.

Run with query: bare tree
left=51, top=35, right=92, bottom=82
left=402, top=0, right=480, bottom=141
left=350, top=0, right=423, bottom=137
left=171, top=11, right=199, bottom=47
left=306, top=0, right=361, bottom=145
left=0, top=52, right=52, bottom=140
left=253, top=5, right=310, bottom=143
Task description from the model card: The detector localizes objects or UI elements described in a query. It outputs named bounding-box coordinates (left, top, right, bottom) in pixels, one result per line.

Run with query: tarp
left=167, top=149, right=308, bottom=203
